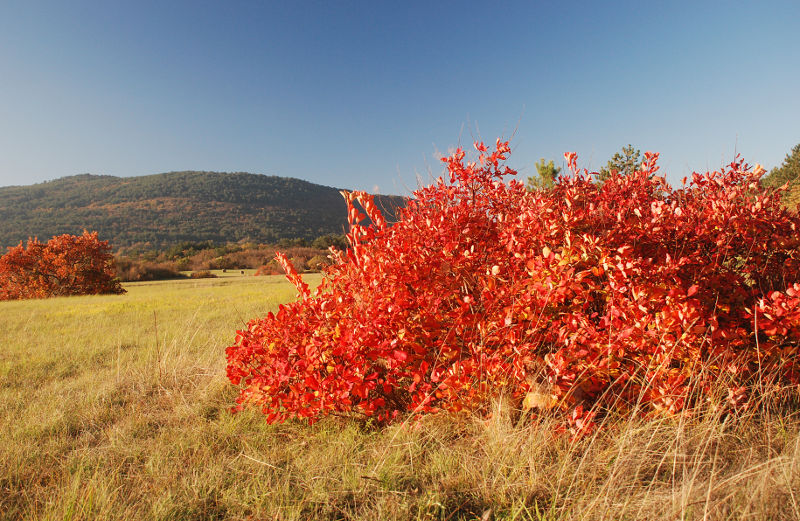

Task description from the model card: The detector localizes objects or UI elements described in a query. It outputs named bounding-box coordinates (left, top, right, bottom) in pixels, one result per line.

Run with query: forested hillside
left=0, top=171, right=406, bottom=250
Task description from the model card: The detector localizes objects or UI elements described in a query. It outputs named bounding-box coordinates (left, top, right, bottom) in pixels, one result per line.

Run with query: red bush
left=226, top=140, right=800, bottom=432
left=0, top=231, right=124, bottom=300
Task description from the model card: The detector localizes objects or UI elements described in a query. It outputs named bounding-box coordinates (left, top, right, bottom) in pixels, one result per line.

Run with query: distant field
left=2, top=274, right=800, bottom=520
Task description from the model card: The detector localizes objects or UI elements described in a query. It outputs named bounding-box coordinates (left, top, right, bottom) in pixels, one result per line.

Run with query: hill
left=0, top=171, right=406, bottom=250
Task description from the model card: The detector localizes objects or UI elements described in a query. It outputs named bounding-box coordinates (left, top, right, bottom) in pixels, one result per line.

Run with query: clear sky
left=1, top=1, right=798, bottom=195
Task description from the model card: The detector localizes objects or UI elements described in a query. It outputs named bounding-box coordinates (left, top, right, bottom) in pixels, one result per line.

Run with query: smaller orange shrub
left=0, top=231, right=124, bottom=300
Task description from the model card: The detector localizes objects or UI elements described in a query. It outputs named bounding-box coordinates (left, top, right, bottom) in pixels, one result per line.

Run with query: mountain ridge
left=0, top=171, right=406, bottom=250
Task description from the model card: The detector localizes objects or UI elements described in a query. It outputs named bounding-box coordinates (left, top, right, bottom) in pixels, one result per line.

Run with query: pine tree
left=526, top=158, right=562, bottom=191
left=598, top=144, right=642, bottom=183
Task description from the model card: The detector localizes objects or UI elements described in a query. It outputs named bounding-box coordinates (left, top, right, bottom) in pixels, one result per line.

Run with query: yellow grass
left=2, top=273, right=800, bottom=520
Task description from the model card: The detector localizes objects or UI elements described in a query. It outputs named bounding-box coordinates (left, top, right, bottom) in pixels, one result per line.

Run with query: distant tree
left=761, top=143, right=800, bottom=207
left=311, top=234, right=348, bottom=250
left=598, top=144, right=643, bottom=183
left=307, top=254, right=332, bottom=271
left=526, top=158, right=562, bottom=191
left=115, top=257, right=187, bottom=282
left=0, top=231, right=124, bottom=300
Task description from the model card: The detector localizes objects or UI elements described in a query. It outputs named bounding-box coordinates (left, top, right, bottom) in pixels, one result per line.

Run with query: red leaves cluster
left=0, top=230, right=124, bottom=300
left=226, top=140, right=800, bottom=430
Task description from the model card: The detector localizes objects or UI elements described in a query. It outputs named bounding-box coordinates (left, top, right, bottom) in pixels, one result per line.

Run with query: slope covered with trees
left=0, top=171, right=406, bottom=250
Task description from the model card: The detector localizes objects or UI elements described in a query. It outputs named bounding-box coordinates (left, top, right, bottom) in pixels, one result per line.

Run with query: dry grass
left=2, top=273, right=799, bottom=520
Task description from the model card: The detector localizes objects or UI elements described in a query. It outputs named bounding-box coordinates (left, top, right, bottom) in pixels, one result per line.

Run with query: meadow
left=2, top=273, right=800, bottom=520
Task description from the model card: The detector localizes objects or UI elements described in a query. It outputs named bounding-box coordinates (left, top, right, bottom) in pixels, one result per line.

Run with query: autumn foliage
left=0, top=231, right=124, bottom=300
left=226, top=140, right=800, bottom=433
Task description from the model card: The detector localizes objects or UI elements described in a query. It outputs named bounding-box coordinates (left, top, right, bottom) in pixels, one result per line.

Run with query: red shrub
left=226, top=140, right=800, bottom=431
left=0, top=231, right=124, bottom=299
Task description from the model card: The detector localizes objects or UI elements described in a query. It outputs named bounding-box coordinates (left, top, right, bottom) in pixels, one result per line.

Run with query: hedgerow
left=226, top=140, right=800, bottom=434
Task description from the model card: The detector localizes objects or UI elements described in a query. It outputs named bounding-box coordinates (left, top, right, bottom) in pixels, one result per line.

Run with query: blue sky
left=1, top=1, right=798, bottom=195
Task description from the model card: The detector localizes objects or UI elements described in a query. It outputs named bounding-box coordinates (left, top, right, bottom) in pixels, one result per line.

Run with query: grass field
left=2, top=273, right=800, bottom=520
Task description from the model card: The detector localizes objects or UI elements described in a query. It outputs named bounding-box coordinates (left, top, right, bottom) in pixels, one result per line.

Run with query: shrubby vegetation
left=114, top=258, right=188, bottom=282
left=0, top=231, right=124, bottom=299
left=189, top=270, right=217, bottom=279
left=227, top=139, right=800, bottom=434
left=114, top=237, right=344, bottom=281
